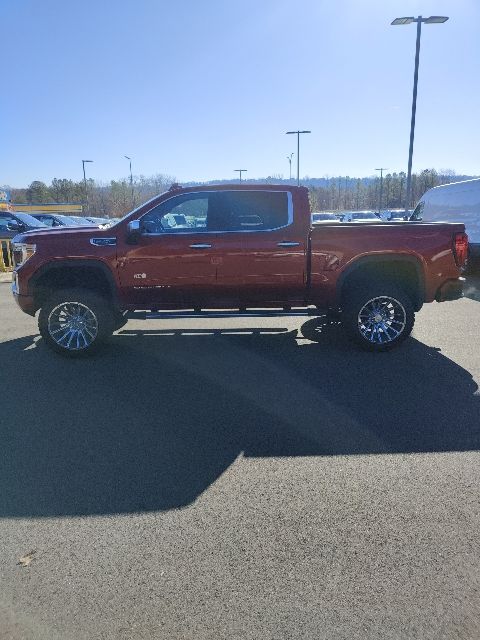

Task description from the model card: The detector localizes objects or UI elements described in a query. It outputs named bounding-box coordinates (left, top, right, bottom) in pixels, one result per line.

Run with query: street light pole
left=391, top=15, right=449, bottom=214
left=375, top=168, right=388, bottom=213
left=82, top=159, right=93, bottom=213
left=235, top=169, right=247, bottom=182
left=287, top=153, right=294, bottom=181
left=286, top=130, right=311, bottom=186
left=124, top=156, right=134, bottom=207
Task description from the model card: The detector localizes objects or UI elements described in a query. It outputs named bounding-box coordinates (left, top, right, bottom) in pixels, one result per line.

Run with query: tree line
left=306, top=169, right=476, bottom=212
left=3, top=168, right=476, bottom=218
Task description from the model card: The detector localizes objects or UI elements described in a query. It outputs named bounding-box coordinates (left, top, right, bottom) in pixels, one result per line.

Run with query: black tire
left=342, top=281, right=414, bottom=352
left=38, top=288, right=115, bottom=357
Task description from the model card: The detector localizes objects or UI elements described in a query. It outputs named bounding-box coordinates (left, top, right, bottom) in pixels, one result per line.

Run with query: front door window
left=141, top=194, right=209, bottom=234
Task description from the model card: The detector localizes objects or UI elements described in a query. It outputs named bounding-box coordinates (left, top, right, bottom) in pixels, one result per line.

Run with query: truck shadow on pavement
left=463, top=274, right=480, bottom=301
left=0, top=316, right=479, bottom=518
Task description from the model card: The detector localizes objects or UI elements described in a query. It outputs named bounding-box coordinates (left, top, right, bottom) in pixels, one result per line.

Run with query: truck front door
left=118, top=192, right=217, bottom=306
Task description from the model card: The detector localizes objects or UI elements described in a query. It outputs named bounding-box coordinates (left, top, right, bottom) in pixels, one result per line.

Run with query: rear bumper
left=12, top=281, right=36, bottom=316
left=435, top=277, right=465, bottom=303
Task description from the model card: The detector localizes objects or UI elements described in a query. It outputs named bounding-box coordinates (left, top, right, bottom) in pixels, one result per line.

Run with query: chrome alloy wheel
left=357, top=296, right=406, bottom=344
left=47, top=302, right=99, bottom=350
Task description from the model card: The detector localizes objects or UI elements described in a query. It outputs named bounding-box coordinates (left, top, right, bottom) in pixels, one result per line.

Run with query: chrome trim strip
left=189, top=243, right=212, bottom=249
left=277, top=241, right=300, bottom=247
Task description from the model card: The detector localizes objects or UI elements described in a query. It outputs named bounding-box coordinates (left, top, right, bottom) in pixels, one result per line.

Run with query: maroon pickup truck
left=11, top=183, right=467, bottom=356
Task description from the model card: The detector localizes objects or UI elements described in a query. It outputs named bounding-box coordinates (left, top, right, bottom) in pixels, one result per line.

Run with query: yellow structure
left=0, top=190, right=83, bottom=214
left=0, top=239, right=13, bottom=272
left=13, top=203, right=84, bottom=214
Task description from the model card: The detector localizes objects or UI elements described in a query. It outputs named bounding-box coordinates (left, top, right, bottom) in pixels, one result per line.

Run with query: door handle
left=277, top=241, right=300, bottom=247
left=189, top=243, right=212, bottom=249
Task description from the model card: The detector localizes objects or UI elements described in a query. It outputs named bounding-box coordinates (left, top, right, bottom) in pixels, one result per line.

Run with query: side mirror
left=7, top=221, right=21, bottom=231
left=126, top=219, right=141, bottom=244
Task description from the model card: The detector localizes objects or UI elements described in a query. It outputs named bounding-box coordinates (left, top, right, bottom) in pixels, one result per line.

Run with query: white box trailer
left=412, top=178, right=480, bottom=264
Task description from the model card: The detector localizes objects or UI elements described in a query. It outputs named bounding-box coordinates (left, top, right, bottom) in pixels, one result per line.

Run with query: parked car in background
left=99, top=217, right=122, bottom=228
left=86, top=216, right=110, bottom=225
left=412, top=178, right=480, bottom=267
left=340, top=211, right=380, bottom=223
left=379, top=209, right=413, bottom=221
left=312, top=212, right=338, bottom=222
left=0, top=211, right=48, bottom=238
left=69, top=216, right=95, bottom=226
left=31, top=213, right=91, bottom=227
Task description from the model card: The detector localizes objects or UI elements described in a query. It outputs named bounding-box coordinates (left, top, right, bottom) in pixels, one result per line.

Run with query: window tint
left=0, top=215, right=17, bottom=230
left=209, top=191, right=289, bottom=231
left=141, top=191, right=289, bottom=234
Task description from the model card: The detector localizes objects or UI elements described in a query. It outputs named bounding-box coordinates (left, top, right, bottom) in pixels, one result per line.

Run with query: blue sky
left=1, top=0, right=478, bottom=186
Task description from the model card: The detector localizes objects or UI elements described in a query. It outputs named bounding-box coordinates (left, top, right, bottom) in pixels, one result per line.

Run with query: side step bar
left=127, top=308, right=320, bottom=320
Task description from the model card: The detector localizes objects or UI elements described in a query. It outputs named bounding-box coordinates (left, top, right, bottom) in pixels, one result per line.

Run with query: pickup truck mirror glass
left=126, top=219, right=141, bottom=244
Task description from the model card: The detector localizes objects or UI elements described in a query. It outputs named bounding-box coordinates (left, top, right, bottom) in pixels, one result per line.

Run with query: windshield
left=69, top=216, right=94, bottom=225
left=53, top=215, right=80, bottom=225
left=14, top=212, right=48, bottom=227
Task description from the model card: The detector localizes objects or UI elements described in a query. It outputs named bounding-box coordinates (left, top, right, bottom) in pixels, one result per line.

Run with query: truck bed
left=309, top=220, right=465, bottom=306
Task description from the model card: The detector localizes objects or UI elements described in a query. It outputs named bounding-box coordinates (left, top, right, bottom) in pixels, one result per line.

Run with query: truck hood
left=12, top=225, right=105, bottom=243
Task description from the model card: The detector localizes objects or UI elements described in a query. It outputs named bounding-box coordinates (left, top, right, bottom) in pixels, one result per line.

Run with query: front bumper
left=435, top=277, right=465, bottom=303
left=12, top=280, right=36, bottom=316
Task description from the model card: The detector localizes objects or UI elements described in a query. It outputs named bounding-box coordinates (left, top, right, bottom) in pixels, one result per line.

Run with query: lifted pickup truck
left=11, top=183, right=467, bottom=356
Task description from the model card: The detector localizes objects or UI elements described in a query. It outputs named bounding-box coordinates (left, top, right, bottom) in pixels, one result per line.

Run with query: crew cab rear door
left=212, top=190, right=306, bottom=304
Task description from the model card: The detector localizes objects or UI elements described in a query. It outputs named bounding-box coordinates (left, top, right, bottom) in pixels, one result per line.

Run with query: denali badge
left=134, top=273, right=147, bottom=279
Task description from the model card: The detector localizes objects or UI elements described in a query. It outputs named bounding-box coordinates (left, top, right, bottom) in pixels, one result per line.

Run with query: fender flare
left=29, top=259, right=120, bottom=307
left=336, top=254, right=425, bottom=309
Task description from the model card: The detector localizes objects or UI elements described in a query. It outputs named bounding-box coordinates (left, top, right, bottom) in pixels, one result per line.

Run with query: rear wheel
left=39, top=288, right=114, bottom=357
left=342, top=282, right=414, bottom=351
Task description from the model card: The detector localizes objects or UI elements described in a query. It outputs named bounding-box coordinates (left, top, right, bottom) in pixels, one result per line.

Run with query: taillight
left=453, top=232, right=468, bottom=268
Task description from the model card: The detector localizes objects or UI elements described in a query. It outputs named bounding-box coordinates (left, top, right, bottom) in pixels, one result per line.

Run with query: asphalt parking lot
left=1, top=278, right=479, bottom=640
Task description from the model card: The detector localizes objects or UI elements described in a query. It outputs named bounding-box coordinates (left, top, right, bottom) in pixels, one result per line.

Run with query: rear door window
left=207, top=191, right=289, bottom=232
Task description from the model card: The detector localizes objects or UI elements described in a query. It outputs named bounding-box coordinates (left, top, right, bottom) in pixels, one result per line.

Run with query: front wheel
left=342, top=282, right=414, bottom=351
left=38, top=288, right=114, bottom=357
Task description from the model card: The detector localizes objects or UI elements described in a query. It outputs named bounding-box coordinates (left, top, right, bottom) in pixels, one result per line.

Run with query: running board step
left=127, top=309, right=320, bottom=320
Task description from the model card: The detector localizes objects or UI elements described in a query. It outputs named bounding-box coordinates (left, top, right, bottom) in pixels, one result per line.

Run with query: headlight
left=12, top=243, right=36, bottom=267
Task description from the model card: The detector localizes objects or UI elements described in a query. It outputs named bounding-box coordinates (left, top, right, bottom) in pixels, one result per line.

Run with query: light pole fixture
left=391, top=15, right=448, bottom=213
left=82, top=159, right=93, bottom=212
left=235, top=169, right=247, bottom=182
left=124, top=155, right=134, bottom=207
left=375, top=167, right=388, bottom=213
left=286, top=130, right=311, bottom=186
left=287, top=153, right=294, bottom=181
